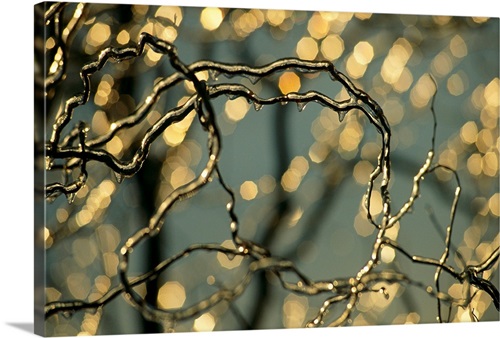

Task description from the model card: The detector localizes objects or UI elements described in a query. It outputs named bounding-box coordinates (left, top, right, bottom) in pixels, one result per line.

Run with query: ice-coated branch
left=42, top=5, right=498, bottom=331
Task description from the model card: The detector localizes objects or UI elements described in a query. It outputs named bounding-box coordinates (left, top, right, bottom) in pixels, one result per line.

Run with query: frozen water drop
left=338, top=111, right=347, bottom=122
left=379, top=287, right=390, bottom=299
left=66, top=193, right=76, bottom=204
left=62, top=310, right=74, bottom=319
left=253, top=102, right=263, bottom=111
left=45, top=157, right=54, bottom=170
left=46, top=195, right=57, bottom=203
left=209, top=69, right=220, bottom=81
left=297, top=102, right=307, bottom=112
left=245, top=74, right=260, bottom=84
left=114, top=171, right=124, bottom=184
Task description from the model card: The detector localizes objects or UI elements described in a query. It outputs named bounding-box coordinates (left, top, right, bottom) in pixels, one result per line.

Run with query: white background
left=0, top=0, right=498, bottom=337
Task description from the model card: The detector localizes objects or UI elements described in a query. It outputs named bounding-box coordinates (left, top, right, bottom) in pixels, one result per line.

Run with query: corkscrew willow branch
left=41, top=5, right=498, bottom=329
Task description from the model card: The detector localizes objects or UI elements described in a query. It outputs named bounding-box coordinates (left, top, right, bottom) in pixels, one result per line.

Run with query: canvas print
left=34, top=1, right=499, bottom=336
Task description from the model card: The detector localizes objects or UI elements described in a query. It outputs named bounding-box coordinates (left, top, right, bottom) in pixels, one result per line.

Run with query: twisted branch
left=41, top=5, right=499, bottom=332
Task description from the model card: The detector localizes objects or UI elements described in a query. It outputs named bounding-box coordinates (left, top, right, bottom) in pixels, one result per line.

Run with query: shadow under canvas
left=7, top=322, right=34, bottom=334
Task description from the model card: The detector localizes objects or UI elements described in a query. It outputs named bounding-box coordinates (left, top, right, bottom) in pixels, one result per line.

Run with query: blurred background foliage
left=35, top=2, right=498, bottom=335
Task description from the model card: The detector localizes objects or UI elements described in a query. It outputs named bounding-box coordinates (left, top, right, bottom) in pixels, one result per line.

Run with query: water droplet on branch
left=297, top=102, right=307, bottom=112
left=209, top=69, right=220, bottom=81
left=62, top=310, right=74, bottom=319
left=379, top=287, right=390, bottom=300
left=46, top=194, right=57, bottom=203
left=226, top=93, right=239, bottom=100
left=243, top=74, right=260, bottom=84
left=114, top=171, right=124, bottom=184
left=66, top=192, right=76, bottom=204
left=45, top=157, right=54, bottom=170
left=253, top=102, right=263, bottom=111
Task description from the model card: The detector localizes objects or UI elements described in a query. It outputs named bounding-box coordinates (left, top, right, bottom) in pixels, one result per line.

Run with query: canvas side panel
left=34, top=2, right=47, bottom=336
